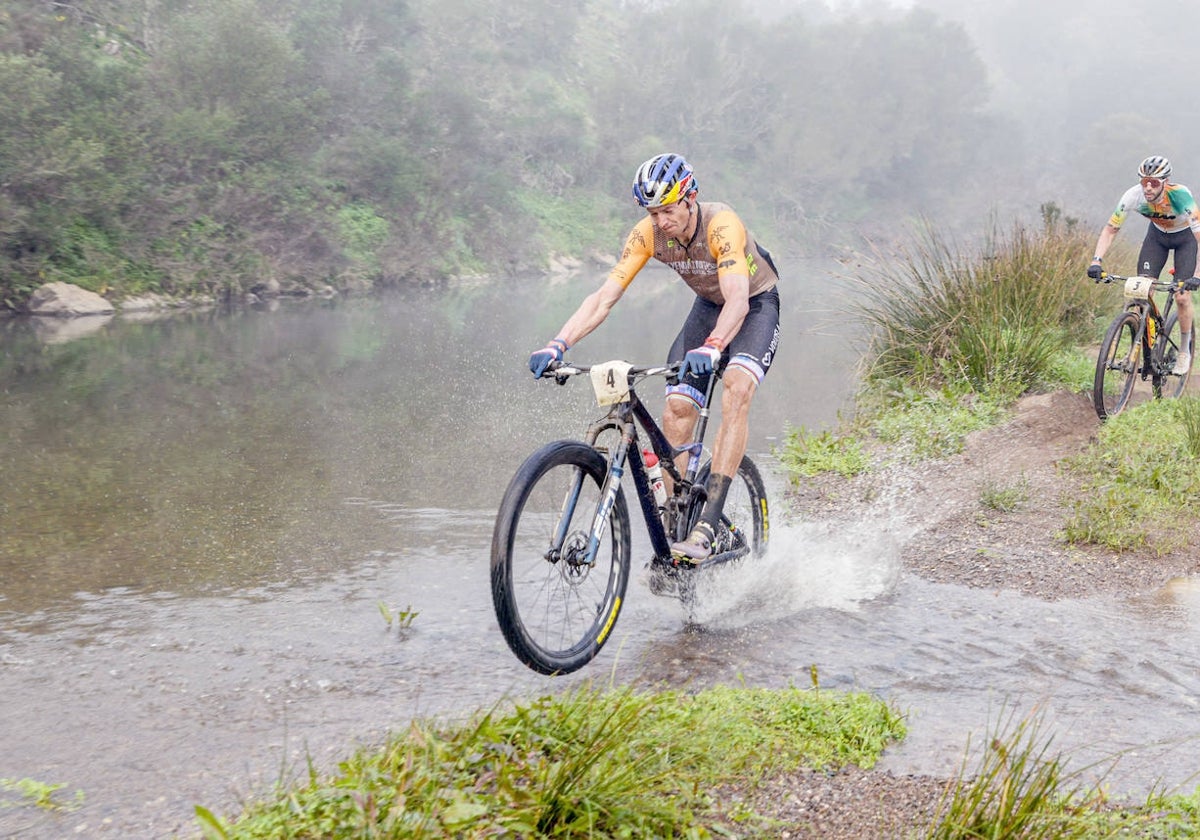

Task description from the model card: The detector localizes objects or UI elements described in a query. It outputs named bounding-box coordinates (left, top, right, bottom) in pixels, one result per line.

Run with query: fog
left=756, top=0, right=1200, bottom=231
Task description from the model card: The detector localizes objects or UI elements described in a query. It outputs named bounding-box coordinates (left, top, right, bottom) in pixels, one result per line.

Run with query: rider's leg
left=708, top=366, right=756, bottom=478
left=1177, top=291, right=1194, bottom=350
left=1174, top=290, right=1194, bottom=374
left=1169, top=236, right=1197, bottom=371
left=667, top=287, right=779, bottom=560
left=662, top=393, right=700, bottom=495
left=671, top=368, right=758, bottom=561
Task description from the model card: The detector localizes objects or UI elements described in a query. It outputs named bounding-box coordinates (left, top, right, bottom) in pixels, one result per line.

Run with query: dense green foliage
left=0, top=0, right=1010, bottom=308
left=195, top=682, right=907, bottom=838
left=850, top=214, right=1108, bottom=398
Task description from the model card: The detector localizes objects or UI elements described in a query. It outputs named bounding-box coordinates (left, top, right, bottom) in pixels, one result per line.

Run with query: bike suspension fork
left=580, top=428, right=634, bottom=566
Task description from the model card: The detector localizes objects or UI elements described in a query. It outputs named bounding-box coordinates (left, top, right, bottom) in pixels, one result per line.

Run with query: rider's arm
left=550, top=220, right=653, bottom=346
left=1092, top=223, right=1120, bottom=264
left=707, top=274, right=750, bottom=349
left=704, top=210, right=752, bottom=346
left=1094, top=186, right=1139, bottom=263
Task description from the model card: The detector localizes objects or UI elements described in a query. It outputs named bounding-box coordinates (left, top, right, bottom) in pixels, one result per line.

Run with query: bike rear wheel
left=1094, top=310, right=1142, bottom=421
left=1151, top=311, right=1194, bottom=399
left=694, top=454, right=770, bottom=561
left=490, top=440, right=631, bottom=675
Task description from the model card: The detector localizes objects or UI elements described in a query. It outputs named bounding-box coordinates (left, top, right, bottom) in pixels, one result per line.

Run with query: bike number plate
left=589, top=361, right=633, bottom=406
left=1124, top=276, right=1154, bottom=300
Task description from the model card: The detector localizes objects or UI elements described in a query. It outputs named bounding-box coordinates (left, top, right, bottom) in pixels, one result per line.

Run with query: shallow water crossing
left=3, top=281, right=1200, bottom=836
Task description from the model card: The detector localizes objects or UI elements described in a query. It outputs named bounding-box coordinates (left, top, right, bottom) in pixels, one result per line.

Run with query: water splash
left=682, top=512, right=910, bottom=629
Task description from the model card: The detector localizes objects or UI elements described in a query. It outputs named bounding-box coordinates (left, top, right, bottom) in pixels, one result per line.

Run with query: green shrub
left=848, top=221, right=1109, bottom=396
left=778, top=426, right=871, bottom=479
left=199, top=683, right=905, bottom=839
left=1062, top=397, right=1200, bottom=552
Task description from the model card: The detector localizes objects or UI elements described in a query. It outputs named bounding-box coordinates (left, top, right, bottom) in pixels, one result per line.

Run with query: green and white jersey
left=1108, top=183, right=1200, bottom=234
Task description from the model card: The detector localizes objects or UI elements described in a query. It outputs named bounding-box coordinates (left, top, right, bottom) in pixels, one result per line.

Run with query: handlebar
left=541, top=360, right=683, bottom=385
left=1093, top=272, right=1185, bottom=292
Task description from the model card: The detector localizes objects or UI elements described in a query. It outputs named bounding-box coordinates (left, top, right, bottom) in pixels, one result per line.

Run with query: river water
left=3, top=269, right=1200, bottom=837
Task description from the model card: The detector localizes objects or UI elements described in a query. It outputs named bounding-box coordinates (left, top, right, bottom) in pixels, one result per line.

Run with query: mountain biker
left=1088, top=155, right=1200, bottom=374
left=527, top=153, right=781, bottom=562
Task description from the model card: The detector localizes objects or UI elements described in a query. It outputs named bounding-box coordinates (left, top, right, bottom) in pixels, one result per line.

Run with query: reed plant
left=848, top=218, right=1108, bottom=398
left=929, top=706, right=1118, bottom=840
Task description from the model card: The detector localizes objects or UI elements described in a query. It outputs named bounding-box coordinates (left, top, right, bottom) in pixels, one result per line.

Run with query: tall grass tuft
left=1180, top=395, right=1200, bottom=459
left=929, top=706, right=1117, bottom=840
left=848, top=217, right=1108, bottom=398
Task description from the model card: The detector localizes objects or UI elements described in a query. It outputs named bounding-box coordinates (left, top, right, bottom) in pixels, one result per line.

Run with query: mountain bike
left=490, top=359, right=769, bottom=675
left=1093, top=272, right=1193, bottom=421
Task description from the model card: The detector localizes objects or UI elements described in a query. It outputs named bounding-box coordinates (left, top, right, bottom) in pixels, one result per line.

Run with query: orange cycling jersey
left=608, top=201, right=779, bottom=305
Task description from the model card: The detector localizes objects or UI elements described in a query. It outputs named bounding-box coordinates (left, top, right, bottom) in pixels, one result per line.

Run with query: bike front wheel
left=1151, top=310, right=1194, bottom=399
left=490, top=440, right=631, bottom=675
left=1094, top=310, right=1142, bottom=421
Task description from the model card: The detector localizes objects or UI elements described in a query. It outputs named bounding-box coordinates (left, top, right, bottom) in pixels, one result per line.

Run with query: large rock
left=26, top=282, right=115, bottom=317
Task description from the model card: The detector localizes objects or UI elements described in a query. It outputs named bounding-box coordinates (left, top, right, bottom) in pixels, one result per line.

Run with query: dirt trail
left=788, top=389, right=1200, bottom=601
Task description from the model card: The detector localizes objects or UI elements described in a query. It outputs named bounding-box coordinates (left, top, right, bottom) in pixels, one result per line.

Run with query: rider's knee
left=663, top=393, right=699, bottom=426
left=721, top=367, right=758, bottom=408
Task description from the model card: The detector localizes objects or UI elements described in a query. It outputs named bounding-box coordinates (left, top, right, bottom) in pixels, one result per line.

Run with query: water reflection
left=0, top=271, right=854, bottom=614
left=29, top=313, right=114, bottom=344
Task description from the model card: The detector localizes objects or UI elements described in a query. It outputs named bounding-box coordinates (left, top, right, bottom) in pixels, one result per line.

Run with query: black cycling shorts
left=665, top=286, right=781, bottom=408
left=1138, top=224, right=1198, bottom=282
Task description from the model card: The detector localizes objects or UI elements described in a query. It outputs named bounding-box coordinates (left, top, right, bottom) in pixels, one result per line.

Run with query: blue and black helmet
left=632, top=153, right=697, bottom=208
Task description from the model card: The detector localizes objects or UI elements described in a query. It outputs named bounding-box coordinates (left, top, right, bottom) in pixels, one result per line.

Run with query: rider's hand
left=681, top=340, right=723, bottom=377
left=1183, top=277, right=1200, bottom=292
left=528, top=338, right=569, bottom=377
left=1086, top=262, right=1104, bottom=280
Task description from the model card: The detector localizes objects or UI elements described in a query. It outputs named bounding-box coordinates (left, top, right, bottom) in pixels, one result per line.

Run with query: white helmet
left=1138, top=155, right=1171, bottom=180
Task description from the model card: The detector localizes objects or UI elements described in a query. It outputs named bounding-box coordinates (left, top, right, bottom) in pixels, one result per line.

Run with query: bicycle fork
left=549, top=435, right=631, bottom=570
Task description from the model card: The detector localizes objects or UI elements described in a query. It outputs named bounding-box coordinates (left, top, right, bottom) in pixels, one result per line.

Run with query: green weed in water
left=377, top=601, right=419, bottom=630
left=0, top=777, right=84, bottom=812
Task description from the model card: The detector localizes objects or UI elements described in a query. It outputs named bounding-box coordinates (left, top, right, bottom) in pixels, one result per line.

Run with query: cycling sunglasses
left=1141, top=176, right=1166, bottom=189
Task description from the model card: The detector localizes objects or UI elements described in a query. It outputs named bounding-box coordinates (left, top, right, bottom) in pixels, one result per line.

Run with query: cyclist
left=528, top=153, right=780, bottom=562
left=1088, top=155, right=1200, bottom=374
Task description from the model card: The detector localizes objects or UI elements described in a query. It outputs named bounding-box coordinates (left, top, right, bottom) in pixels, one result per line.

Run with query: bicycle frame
left=1109, top=275, right=1177, bottom=375
left=548, top=362, right=717, bottom=565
